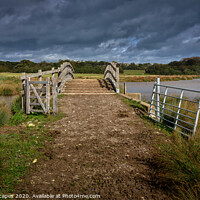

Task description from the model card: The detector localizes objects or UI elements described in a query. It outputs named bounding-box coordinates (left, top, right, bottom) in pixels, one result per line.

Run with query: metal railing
left=149, top=78, right=200, bottom=136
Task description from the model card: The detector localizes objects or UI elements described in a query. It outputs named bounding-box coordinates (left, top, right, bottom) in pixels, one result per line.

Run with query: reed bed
left=0, top=76, right=21, bottom=96
left=154, top=132, right=200, bottom=199
left=120, top=75, right=200, bottom=82
left=0, top=101, right=11, bottom=126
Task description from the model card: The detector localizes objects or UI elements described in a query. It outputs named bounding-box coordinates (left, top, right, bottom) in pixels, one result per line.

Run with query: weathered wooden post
left=52, top=76, right=58, bottom=115
left=116, top=67, right=120, bottom=93
left=46, top=77, right=50, bottom=114
left=38, top=69, right=42, bottom=81
left=21, top=72, right=26, bottom=111
left=156, top=78, right=160, bottom=121
left=38, top=69, right=42, bottom=89
left=26, top=77, right=30, bottom=114
left=124, top=82, right=126, bottom=94
left=52, top=67, right=55, bottom=77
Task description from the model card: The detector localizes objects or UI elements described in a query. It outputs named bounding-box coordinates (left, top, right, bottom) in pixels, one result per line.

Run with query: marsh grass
left=0, top=75, right=21, bottom=96
left=154, top=132, right=200, bottom=199
left=120, top=75, right=200, bottom=82
left=0, top=101, right=11, bottom=126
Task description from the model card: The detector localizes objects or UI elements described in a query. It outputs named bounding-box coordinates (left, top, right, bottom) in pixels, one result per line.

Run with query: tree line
left=145, top=57, right=200, bottom=75
left=0, top=57, right=200, bottom=75
left=0, top=60, right=124, bottom=74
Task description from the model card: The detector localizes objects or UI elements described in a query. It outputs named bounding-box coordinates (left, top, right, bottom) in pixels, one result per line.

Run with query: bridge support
left=104, top=62, right=120, bottom=93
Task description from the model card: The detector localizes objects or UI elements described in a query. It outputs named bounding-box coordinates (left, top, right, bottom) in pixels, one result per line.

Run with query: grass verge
left=121, top=97, right=147, bottom=113
left=0, top=97, right=65, bottom=194
left=121, top=97, right=200, bottom=199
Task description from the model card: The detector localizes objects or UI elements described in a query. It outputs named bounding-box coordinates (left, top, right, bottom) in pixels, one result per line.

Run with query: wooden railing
left=104, top=62, right=119, bottom=93
left=20, top=62, right=74, bottom=114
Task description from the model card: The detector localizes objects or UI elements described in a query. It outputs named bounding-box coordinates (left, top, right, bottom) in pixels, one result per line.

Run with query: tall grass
left=120, top=75, right=200, bottom=82
left=0, top=76, right=21, bottom=96
left=0, top=101, right=11, bottom=126
left=154, top=133, right=200, bottom=199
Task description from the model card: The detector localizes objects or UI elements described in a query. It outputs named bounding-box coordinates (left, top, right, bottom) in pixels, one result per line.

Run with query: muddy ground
left=16, top=94, right=167, bottom=200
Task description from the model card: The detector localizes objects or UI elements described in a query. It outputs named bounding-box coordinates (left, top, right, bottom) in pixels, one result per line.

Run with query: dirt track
left=16, top=94, right=167, bottom=200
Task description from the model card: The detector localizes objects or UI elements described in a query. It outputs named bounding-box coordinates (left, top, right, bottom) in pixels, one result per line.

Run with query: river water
left=121, top=79, right=200, bottom=102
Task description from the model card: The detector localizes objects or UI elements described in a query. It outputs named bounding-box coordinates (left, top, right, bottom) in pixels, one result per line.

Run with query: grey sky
left=0, top=0, right=200, bottom=63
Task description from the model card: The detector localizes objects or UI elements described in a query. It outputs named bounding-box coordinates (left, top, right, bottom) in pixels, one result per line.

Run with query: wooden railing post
left=124, top=82, right=126, bottom=94
left=21, top=72, right=26, bottom=111
left=52, top=76, right=58, bottom=115
left=52, top=67, right=55, bottom=77
left=116, top=67, right=120, bottom=93
left=46, top=77, right=50, bottom=114
left=26, top=77, right=30, bottom=114
left=38, top=69, right=42, bottom=88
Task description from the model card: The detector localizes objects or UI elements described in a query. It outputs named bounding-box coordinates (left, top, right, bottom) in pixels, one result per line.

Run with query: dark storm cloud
left=0, top=0, right=200, bottom=63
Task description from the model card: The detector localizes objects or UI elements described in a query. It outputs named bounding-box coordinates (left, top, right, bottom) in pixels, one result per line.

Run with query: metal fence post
left=156, top=78, right=160, bottom=121
left=160, top=87, right=168, bottom=122
left=174, top=90, right=184, bottom=130
left=193, top=100, right=200, bottom=136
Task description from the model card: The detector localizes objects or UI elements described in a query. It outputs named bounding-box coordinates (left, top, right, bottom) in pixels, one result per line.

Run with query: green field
left=74, top=73, right=104, bottom=79
left=123, top=70, right=146, bottom=75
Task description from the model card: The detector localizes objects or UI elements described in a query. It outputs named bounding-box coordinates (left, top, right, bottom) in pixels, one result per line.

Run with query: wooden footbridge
left=18, top=62, right=167, bottom=199
left=20, top=62, right=120, bottom=115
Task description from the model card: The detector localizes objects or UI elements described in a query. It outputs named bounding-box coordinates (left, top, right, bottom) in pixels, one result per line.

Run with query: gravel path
left=16, top=93, right=167, bottom=200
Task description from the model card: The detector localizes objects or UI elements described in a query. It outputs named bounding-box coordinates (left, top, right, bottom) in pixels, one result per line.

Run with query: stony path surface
left=16, top=80, right=167, bottom=200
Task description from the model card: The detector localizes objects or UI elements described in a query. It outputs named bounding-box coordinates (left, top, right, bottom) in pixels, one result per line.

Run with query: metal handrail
left=157, top=84, right=200, bottom=93
left=151, top=103, right=196, bottom=120
left=153, top=91, right=199, bottom=104
left=150, top=107, right=195, bottom=126
left=150, top=112, right=193, bottom=133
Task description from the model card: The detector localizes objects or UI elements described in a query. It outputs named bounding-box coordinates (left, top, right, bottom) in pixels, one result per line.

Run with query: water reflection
left=121, top=79, right=200, bottom=102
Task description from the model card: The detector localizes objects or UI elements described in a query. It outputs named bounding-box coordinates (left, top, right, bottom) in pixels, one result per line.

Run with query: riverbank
left=120, top=74, right=200, bottom=82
